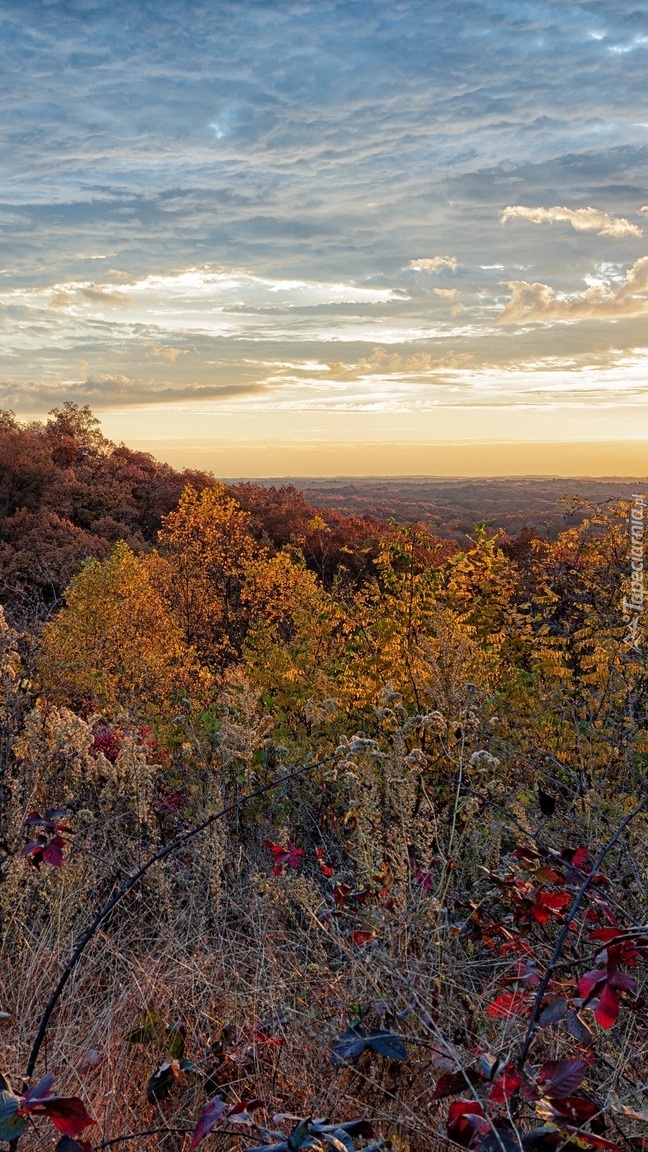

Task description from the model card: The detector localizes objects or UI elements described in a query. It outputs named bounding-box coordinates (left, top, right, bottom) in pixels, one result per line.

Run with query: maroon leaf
left=447, top=1100, right=490, bottom=1148
left=332, top=883, right=352, bottom=907
left=191, top=1097, right=228, bottom=1149
left=42, top=836, right=66, bottom=868
left=190, top=1096, right=261, bottom=1149
left=608, top=969, right=637, bottom=994
left=414, top=865, right=434, bottom=891
left=264, top=840, right=304, bottom=875
left=578, top=969, right=606, bottom=1001
left=350, top=930, right=374, bottom=947
left=432, top=1071, right=481, bottom=1100
left=547, top=1095, right=598, bottom=1123
left=538, top=1059, right=586, bottom=1099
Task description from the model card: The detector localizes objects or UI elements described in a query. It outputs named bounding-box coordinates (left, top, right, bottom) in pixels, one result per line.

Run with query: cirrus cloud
left=500, top=205, right=643, bottom=239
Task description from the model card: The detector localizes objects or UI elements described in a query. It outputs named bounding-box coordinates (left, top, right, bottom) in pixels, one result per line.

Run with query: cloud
left=500, top=205, right=643, bottom=238
left=432, top=287, right=459, bottom=299
left=149, top=346, right=186, bottom=362
left=0, top=374, right=266, bottom=412
left=322, top=347, right=474, bottom=380
left=408, top=256, right=459, bottom=273
left=79, top=285, right=132, bottom=308
left=49, top=289, right=75, bottom=309
left=2, top=0, right=648, bottom=433
left=496, top=256, right=648, bottom=325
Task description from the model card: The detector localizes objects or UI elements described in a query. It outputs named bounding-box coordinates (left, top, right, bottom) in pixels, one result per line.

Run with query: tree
left=37, top=542, right=208, bottom=722
left=157, top=484, right=256, bottom=667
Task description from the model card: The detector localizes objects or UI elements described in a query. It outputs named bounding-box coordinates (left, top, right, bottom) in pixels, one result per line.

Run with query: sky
left=1, top=0, right=647, bottom=475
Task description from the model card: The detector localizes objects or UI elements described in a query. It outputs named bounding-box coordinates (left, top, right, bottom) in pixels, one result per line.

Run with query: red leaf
left=487, top=1065, right=520, bottom=1104
left=536, top=892, right=571, bottom=912
left=486, top=991, right=529, bottom=1019
left=350, top=930, right=374, bottom=947
left=547, top=1095, right=598, bottom=1123
left=37, top=1098, right=95, bottom=1137
left=589, top=928, right=623, bottom=944
left=264, top=840, right=303, bottom=875
left=43, top=836, right=66, bottom=868
left=227, top=1099, right=264, bottom=1121
left=447, top=1100, right=490, bottom=1148
left=578, top=969, right=606, bottom=1001
left=530, top=891, right=571, bottom=923
left=448, top=1100, right=485, bottom=1122
left=315, top=849, right=334, bottom=877
left=594, top=981, right=619, bottom=1029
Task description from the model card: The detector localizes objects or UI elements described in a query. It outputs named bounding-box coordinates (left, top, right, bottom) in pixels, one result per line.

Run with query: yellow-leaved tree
left=157, top=484, right=256, bottom=668
left=37, top=541, right=208, bottom=722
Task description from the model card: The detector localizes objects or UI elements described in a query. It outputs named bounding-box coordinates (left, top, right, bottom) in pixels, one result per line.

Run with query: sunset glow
left=2, top=0, right=647, bottom=475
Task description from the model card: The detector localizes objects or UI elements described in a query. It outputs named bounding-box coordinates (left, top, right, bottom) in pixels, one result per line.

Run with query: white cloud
left=497, top=256, right=648, bottom=324
left=407, top=256, right=459, bottom=273
left=433, top=287, right=459, bottom=299
left=500, top=205, right=643, bottom=238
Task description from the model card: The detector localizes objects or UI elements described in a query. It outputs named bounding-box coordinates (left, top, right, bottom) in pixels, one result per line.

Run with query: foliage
left=0, top=413, right=647, bottom=1151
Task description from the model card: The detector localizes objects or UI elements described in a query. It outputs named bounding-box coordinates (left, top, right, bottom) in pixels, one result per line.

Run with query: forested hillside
left=0, top=407, right=647, bottom=1152
left=0, top=405, right=441, bottom=630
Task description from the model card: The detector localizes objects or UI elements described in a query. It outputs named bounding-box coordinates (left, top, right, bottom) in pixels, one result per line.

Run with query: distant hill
left=285, top=476, right=646, bottom=542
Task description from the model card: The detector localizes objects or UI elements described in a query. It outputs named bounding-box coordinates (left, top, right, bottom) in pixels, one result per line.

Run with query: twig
left=24, top=755, right=334, bottom=1082
left=95, top=1127, right=191, bottom=1148
left=517, top=794, right=648, bottom=1068
left=94, top=1125, right=258, bottom=1149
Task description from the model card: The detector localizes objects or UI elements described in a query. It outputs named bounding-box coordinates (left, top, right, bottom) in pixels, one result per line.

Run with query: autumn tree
left=157, top=484, right=257, bottom=668
left=37, top=541, right=208, bottom=722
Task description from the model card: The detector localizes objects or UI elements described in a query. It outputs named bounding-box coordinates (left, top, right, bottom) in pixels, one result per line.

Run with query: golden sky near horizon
left=1, top=1, right=647, bottom=475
